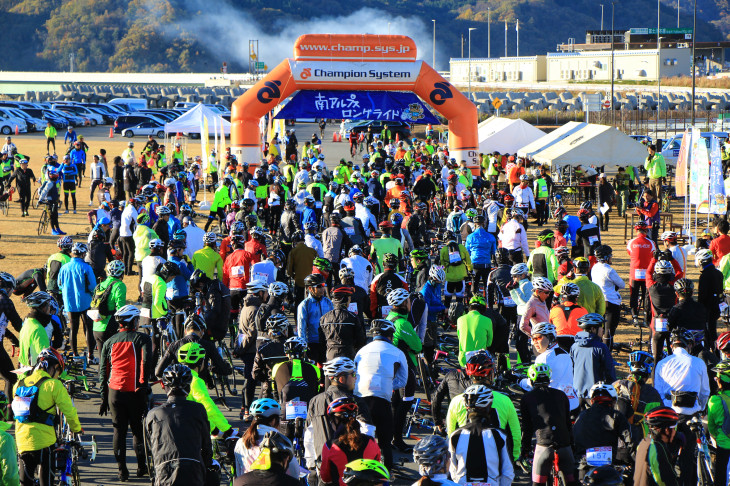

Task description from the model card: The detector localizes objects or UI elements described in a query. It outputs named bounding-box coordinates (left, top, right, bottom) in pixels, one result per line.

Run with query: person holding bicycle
left=271, top=336, right=321, bottom=414
left=411, top=434, right=458, bottom=486
left=140, top=261, right=179, bottom=361
left=99, top=304, right=152, bottom=481
left=439, top=231, right=471, bottom=307
left=188, top=269, right=231, bottom=343
left=633, top=406, right=682, bottom=486
left=520, top=363, right=577, bottom=486
left=448, top=384, right=514, bottom=485
left=145, top=364, right=213, bottom=486
left=253, top=314, right=291, bottom=399
left=177, top=342, right=236, bottom=438
left=708, top=360, right=730, bottom=486
left=573, top=383, right=633, bottom=480
left=570, top=314, right=616, bottom=405
left=613, top=351, right=662, bottom=440
left=353, top=319, right=407, bottom=471
left=14, top=348, right=82, bottom=486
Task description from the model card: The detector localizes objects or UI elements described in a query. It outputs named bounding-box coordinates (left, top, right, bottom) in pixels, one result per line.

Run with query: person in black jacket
left=253, top=314, right=290, bottom=398
left=431, top=367, right=469, bottom=433
left=123, top=157, right=138, bottom=198
left=234, top=431, right=299, bottom=486
left=190, top=269, right=231, bottom=342
left=86, top=226, right=113, bottom=282
left=647, top=261, right=677, bottom=378
left=99, top=304, right=153, bottom=481
left=487, top=249, right=519, bottom=363
left=279, top=200, right=299, bottom=261
left=146, top=363, right=213, bottom=486
left=697, top=249, right=724, bottom=349
left=319, top=286, right=367, bottom=361
left=667, top=278, right=707, bottom=335
left=596, top=174, right=616, bottom=232
left=338, top=267, right=369, bottom=321
left=154, top=313, right=232, bottom=384
left=410, top=249, right=430, bottom=292
left=6, top=158, right=35, bottom=216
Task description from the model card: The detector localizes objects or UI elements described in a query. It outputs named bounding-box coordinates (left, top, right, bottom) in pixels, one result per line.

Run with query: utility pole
left=432, top=19, right=436, bottom=68
left=691, top=0, right=697, bottom=125
left=611, top=1, right=616, bottom=126
left=516, top=19, right=520, bottom=56
left=677, top=0, right=680, bottom=27
left=601, top=4, right=604, bottom=30
left=468, top=28, right=476, bottom=101
left=461, top=34, right=464, bottom=58
left=488, top=8, right=491, bottom=58
left=505, top=20, right=508, bottom=57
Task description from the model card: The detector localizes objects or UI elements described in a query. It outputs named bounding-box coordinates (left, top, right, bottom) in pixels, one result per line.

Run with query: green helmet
left=343, top=459, right=390, bottom=485
left=713, top=359, right=730, bottom=383
left=410, top=249, right=428, bottom=260
left=465, top=208, right=478, bottom=219
left=313, top=257, right=333, bottom=273
left=527, top=363, right=551, bottom=385
left=469, top=295, right=487, bottom=307
left=177, top=342, right=205, bottom=365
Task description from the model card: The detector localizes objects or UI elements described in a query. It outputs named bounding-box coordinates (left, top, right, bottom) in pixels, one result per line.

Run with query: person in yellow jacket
left=439, top=232, right=472, bottom=307
left=178, top=342, right=236, bottom=437
left=132, top=213, right=159, bottom=299
left=14, top=348, right=82, bottom=485
left=644, top=143, right=666, bottom=201
left=204, top=176, right=233, bottom=232
left=555, top=257, right=605, bottom=314
left=44, top=122, right=57, bottom=155
left=18, top=292, right=54, bottom=370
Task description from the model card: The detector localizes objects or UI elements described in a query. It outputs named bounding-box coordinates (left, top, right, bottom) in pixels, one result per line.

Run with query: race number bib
left=285, top=400, right=307, bottom=419
left=466, top=481, right=497, bottom=486
left=86, top=309, right=101, bottom=321
left=502, top=297, right=515, bottom=306
left=634, top=269, right=646, bottom=280
left=140, top=307, right=151, bottom=318
left=558, top=384, right=577, bottom=400
left=380, top=305, right=393, bottom=318
left=231, top=265, right=246, bottom=277
left=253, top=272, right=268, bottom=283
left=348, top=302, right=358, bottom=313
left=720, top=302, right=728, bottom=314
left=344, top=227, right=355, bottom=236
left=315, top=201, right=323, bottom=209
left=586, top=447, right=613, bottom=467
left=588, top=235, right=599, bottom=246
left=655, top=317, right=669, bottom=332
left=449, top=251, right=462, bottom=264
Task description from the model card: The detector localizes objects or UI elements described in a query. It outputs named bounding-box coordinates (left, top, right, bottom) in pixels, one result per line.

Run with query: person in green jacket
left=44, top=122, right=57, bottom=155
left=439, top=233, right=472, bottom=307
left=0, top=392, right=19, bottom=486
left=456, top=295, right=493, bottom=367
left=18, top=292, right=54, bottom=370
left=192, top=232, right=224, bottom=280
left=178, top=342, right=235, bottom=437
left=132, top=213, right=158, bottom=298
left=615, top=167, right=631, bottom=217
left=370, top=221, right=404, bottom=273
left=91, top=260, right=127, bottom=354
left=644, top=143, right=666, bottom=201
left=204, top=176, right=233, bottom=232
left=709, top=360, right=730, bottom=483
left=528, top=230, right=559, bottom=284
left=570, top=258, right=606, bottom=315
left=332, top=159, right=351, bottom=185
left=444, top=350, right=521, bottom=460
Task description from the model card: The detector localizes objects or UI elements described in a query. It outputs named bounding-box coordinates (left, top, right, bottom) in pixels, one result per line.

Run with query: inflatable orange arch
left=231, top=34, right=479, bottom=172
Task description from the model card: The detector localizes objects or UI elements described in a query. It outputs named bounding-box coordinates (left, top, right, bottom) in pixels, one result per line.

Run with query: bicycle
left=687, top=415, right=714, bottom=486
left=32, top=185, right=40, bottom=209
left=210, top=338, right=238, bottom=411
left=404, top=397, right=436, bottom=439
left=38, top=202, right=50, bottom=235
left=54, top=379, right=98, bottom=485
left=0, top=186, right=13, bottom=216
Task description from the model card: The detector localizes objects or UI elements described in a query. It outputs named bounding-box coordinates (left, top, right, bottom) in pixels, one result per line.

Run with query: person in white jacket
left=449, top=385, right=514, bottom=486
left=511, top=174, right=536, bottom=214
left=590, top=244, right=625, bottom=348
left=499, top=209, right=530, bottom=262
left=340, top=246, right=373, bottom=294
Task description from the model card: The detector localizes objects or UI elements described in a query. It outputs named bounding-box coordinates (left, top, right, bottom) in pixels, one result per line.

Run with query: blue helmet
left=627, top=351, right=654, bottom=375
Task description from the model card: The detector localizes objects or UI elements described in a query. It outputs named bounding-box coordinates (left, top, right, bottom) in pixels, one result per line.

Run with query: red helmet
left=577, top=208, right=590, bottom=219
left=465, top=351, right=494, bottom=377
left=379, top=221, right=394, bottom=229
left=717, top=332, right=730, bottom=352
left=327, top=396, right=358, bottom=417
left=343, top=201, right=355, bottom=210
left=503, top=194, right=514, bottom=203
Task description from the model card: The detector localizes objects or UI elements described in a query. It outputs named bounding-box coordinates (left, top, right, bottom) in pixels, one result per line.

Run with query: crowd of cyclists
left=0, top=124, right=730, bottom=486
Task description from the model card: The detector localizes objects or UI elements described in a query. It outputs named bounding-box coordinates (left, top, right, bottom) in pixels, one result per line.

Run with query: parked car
left=2, top=107, right=45, bottom=132
left=0, top=110, right=28, bottom=134
left=121, top=120, right=166, bottom=139
left=136, top=110, right=177, bottom=122
left=660, top=131, right=729, bottom=165
left=114, top=114, right=167, bottom=134
left=16, top=108, right=68, bottom=129
left=51, top=103, right=104, bottom=125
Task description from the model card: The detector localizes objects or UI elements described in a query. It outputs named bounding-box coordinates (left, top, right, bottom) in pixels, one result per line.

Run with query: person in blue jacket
left=420, top=265, right=447, bottom=366
left=57, top=242, right=98, bottom=360
left=557, top=207, right=581, bottom=250
left=60, top=155, right=78, bottom=214
left=465, top=215, right=497, bottom=297
left=296, top=273, right=333, bottom=363
left=300, top=195, right=318, bottom=230
left=69, top=141, right=86, bottom=186
left=166, top=240, right=194, bottom=338
left=167, top=204, right=182, bottom=236
left=569, top=313, right=616, bottom=406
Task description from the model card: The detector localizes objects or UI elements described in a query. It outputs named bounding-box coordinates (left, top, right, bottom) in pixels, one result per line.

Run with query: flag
left=674, top=129, right=690, bottom=197
left=213, top=117, right=218, bottom=163
left=709, top=136, right=725, bottom=214
left=203, top=115, right=210, bottom=166
left=200, top=115, right=207, bottom=171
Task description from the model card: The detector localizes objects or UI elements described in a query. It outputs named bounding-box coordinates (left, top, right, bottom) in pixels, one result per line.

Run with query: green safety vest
left=535, top=178, right=549, bottom=198
left=0, top=159, right=12, bottom=176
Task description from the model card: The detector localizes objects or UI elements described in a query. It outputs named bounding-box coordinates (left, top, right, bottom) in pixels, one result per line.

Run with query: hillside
left=0, top=0, right=726, bottom=73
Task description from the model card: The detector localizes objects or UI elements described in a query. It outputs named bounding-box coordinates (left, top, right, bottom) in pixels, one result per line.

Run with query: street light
left=388, top=22, right=391, bottom=35
left=600, top=4, right=604, bottom=30
left=677, top=0, right=680, bottom=27
left=691, top=0, right=697, bottom=125
left=657, top=36, right=664, bottom=134
left=611, top=0, right=616, bottom=126
left=432, top=20, right=436, bottom=68
left=488, top=8, right=491, bottom=58
left=468, top=27, right=477, bottom=101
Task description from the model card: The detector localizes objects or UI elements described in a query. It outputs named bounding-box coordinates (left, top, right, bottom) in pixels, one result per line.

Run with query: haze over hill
left=0, top=0, right=727, bottom=73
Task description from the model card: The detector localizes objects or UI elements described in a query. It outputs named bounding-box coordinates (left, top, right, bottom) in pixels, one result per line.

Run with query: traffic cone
left=14, top=125, right=18, bottom=135
left=177, top=132, right=182, bottom=138
left=333, top=132, right=338, bottom=142
left=395, top=133, right=400, bottom=143
left=109, top=127, right=114, bottom=138
left=337, top=133, right=343, bottom=142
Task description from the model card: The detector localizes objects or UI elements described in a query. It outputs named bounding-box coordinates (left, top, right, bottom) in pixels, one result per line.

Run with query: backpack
left=12, top=376, right=55, bottom=426
left=279, top=359, right=318, bottom=411
left=90, top=280, right=116, bottom=316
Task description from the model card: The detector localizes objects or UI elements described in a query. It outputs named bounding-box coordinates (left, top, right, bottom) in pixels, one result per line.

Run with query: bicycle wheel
left=71, top=461, right=81, bottom=486
left=38, top=210, right=48, bottom=235
left=698, top=452, right=714, bottom=485
left=32, top=188, right=39, bottom=209
left=0, top=201, right=7, bottom=216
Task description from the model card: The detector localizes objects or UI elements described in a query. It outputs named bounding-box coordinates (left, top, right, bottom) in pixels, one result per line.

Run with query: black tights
left=110, top=388, right=147, bottom=471
left=19, top=446, right=53, bottom=486
left=68, top=311, right=95, bottom=357
left=0, top=346, right=16, bottom=398
left=64, top=191, right=76, bottom=211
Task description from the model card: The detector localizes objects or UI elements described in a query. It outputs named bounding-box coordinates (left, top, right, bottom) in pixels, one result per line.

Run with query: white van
left=660, top=131, right=729, bottom=165
left=108, top=98, right=148, bottom=111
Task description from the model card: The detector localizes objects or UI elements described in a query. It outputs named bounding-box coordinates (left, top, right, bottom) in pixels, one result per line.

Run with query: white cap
left=599, top=173, right=606, bottom=178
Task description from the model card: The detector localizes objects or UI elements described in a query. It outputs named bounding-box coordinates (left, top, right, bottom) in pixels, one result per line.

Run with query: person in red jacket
left=710, top=218, right=730, bottom=265
left=220, top=221, right=246, bottom=265
left=223, top=234, right=255, bottom=314
left=645, top=250, right=684, bottom=288
left=319, top=397, right=381, bottom=486
left=626, top=222, right=656, bottom=318
left=245, top=226, right=268, bottom=261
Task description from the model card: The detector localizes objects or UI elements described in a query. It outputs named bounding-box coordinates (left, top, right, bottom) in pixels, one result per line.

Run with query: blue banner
left=275, top=90, right=440, bottom=124
left=709, top=136, right=726, bottom=214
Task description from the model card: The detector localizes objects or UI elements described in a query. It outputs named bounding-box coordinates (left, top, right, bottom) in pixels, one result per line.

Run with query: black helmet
left=582, top=465, right=624, bottom=486
left=673, top=278, right=694, bottom=295
left=370, top=319, right=396, bottom=338
left=496, top=248, right=510, bottom=264
left=594, top=245, right=613, bottom=262
left=671, top=327, right=693, bottom=346
left=304, top=273, right=325, bottom=288
left=473, top=215, right=485, bottom=224
left=157, top=262, right=180, bottom=280
left=184, top=313, right=207, bottom=333
left=291, top=230, right=305, bottom=243
left=382, top=253, right=398, bottom=268
left=284, top=337, right=307, bottom=358
left=23, top=291, right=54, bottom=310
left=285, top=199, right=296, bottom=210
left=189, top=269, right=208, bottom=288
left=162, top=363, right=193, bottom=394
left=259, top=430, right=294, bottom=461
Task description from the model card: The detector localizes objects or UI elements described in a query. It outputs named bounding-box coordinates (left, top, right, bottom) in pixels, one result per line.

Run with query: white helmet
left=510, top=263, right=529, bottom=277
left=531, top=322, right=557, bottom=339
left=106, top=260, right=125, bottom=278
left=156, top=205, right=171, bottom=216
left=588, top=382, right=618, bottom=400
left=532, top=277, right=553, bottom=293
left=149, top=238, right=164, bottom=249
left=247, top=279, right=268, bottom=293
left=114, top=304, right=141, bottom=326
left=386, top=288, right=410, bottom=307
left=463, top=384, right=494, bottom=410
left=695, top=249, right=713, bottom=267
left=268, top=282, right=288, bottom=297
left=164, top=178, right=176, bottom=187
left=429, top=265, right=446, bottom=283
left=0, top=272, right=16, bottom=290
left=654, top=260, right=674, bottom=275
left=338, top=266, right=355, bottom=281
left=323, top=357, right=356, bottom=377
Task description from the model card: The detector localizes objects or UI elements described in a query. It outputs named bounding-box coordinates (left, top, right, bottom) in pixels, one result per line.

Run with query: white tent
left=517, top=122, right=648, bottom=167
left=478, top=117, right=546, bottom=154
left=164, top=104, right=231, bottom=134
